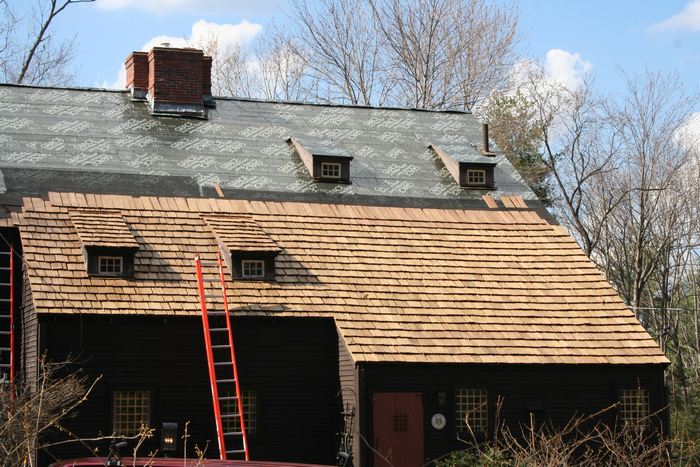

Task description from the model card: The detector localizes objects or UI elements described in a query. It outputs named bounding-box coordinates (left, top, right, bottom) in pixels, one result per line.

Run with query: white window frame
left=467, top=169, right=486, bottom=185
left=321, top=162, right=342, bottom=178
left=99, top=256, right=123, bottom=275
left=242, top=260, right=265, bottom=278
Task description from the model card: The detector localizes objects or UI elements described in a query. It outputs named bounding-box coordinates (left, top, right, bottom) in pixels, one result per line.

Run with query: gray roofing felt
left=0, top=84, right=537, bottom=208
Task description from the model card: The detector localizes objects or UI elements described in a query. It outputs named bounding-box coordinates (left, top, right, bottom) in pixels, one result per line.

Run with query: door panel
left=373, top=392, right=423, bottom=467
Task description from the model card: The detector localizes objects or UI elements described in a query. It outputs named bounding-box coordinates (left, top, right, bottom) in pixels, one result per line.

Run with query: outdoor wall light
left=161, top=422, right=177, bottom=451
left=437, top=391, right=446, bottom=407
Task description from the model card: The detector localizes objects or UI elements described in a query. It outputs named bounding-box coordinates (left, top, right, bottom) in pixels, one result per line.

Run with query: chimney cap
left=160, top=42, right=171, bottom=48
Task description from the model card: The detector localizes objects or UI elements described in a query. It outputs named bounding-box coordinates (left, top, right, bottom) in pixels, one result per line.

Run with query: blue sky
left=52, top=0, right=700, bottom=107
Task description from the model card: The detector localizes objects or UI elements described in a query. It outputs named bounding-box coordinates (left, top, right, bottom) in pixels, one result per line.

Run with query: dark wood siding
left=38, top=315, right=341, bottom=466
left=359, top=362, right=667, bottom=467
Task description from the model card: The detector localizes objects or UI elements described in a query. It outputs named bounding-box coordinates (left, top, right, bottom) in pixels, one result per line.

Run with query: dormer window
left=287, top=136, right=353, bottom=183
left=202, top=215, right=282, bottom=281
left=69, top=211, right=139, bottom=278
left=468, top=169, right=485, bottom=185
left=242, top=260, right=265, bottom=278
left=430, top=144, right=496, bottom=189
left=99, top=256, right=123, bottom=275
left=322, top=162, right=342, bottom=179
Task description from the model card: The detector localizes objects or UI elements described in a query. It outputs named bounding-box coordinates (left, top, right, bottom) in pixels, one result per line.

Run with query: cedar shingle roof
left=69, top=210, right=139, bottom=249
left=202, top=215, right=281, bottom=253
left=12, top=192, right=668, bottom=365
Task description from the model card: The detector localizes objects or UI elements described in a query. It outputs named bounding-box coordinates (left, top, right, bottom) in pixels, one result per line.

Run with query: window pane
left=467, top=170, right=485, bottom=184
left=242, top=260, right=265, bottom=278
left=113, top=390, right=150, bottom=436
left=322, top=162, right=341, bottom=178
left=456, top=388, right=488, bottom=433
left=223, top=389, right=257, bottom=434
left=620, top=389, right=650, bottom=428
left=99, top=256, right=123, bottom=274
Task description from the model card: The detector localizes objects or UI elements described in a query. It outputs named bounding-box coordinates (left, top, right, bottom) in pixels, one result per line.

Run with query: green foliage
left=435, top=447, right=511, bottom=467
left=672, top=382, right=700, bottom=443
left=483, top=92, right=553, bottom=206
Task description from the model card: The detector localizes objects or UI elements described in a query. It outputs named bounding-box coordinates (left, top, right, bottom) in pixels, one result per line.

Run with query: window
left=287, top=137, right=353, bottom=183
left=99, top=256, right=123, bottom=275
left=85, top=247, right=137, bottom=277
left=467, top=170, right=485, bottom=185
left=223, top=389, right=257, bottom=435
left=322, top=162, right=342, bottom=178
left=620, top=388, right=650, bottom=429
left=456, top=389, right=488, bottom=433
left=113, top=390, right=150, bottom=436
left=242, top=260, right=265, bottom=278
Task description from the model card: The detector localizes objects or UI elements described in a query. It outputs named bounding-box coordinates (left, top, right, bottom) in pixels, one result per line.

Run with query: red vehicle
left=49, top=458, right=336, bottom=467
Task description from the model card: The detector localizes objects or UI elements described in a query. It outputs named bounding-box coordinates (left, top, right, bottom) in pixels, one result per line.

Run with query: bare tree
left=0, top=358, right=95, bottom=467
left=603, top=70, right=699, bottom=318
left=252, top=28, right=311, bottom=102
left=285, top=0, right=388, bottom=105
left=0, top=0, right=93, bottom=86
left=371, top=0, right=521, bottom=110
left=487, top=62, right=624, bottom=259
left=188, top=31, right=254, bottom=99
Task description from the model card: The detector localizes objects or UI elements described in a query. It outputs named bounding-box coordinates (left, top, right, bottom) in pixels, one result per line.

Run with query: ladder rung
left=211, top=344, right=231, bottom=350
left=221, top=413, right=241, bottom=419
left=0, top=347, right=10, bottom=351
left=210, top=327, right=228, bottom=332
left=0, top=299, right=11, bottom=303
left=214, top=361, right=233, bottom=366
left=0, top=267, right=10, bottom=271
left=224, top=432, right=244, bottom=437
left=205, top=294, right=224, bottom=299
left=0, top=364, right=10, bottom=368
left=200, top=262, right=220, bottom=266
left=207, top=311, right=228, bottom=316
left=203, top=278, right=220, bottom=282
left=0, top=331, right=11, bottom=335
left=225, top=449, right=247, bottom=454
left=216, top=378, right=236, bottom=384
left=0, top=283, right=11, bottom=287
left=219, top=395, right=238, bottom=401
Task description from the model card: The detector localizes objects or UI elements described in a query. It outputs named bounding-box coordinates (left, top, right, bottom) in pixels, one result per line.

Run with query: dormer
left=430, top=144, right=496, bottom=189
left=69, top=211, right=139, bottom=277
left=202, top=215, right=281, bottom=281
left=287, top=136, right=353, bottom=183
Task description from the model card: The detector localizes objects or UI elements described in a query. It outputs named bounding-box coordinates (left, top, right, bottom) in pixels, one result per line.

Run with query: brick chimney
left=125, top=46, right=212, bottom=116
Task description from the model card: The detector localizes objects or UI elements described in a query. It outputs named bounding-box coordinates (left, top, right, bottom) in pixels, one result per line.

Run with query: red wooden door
left=373, top=392, right=424, bottom=467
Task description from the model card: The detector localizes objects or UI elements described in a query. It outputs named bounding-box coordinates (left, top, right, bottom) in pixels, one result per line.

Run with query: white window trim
left=321, top=162, right=342, bottom=178
left=98, top=256, right=123, bottom=275
left=242, top=259, right=265, bottom=278
left=467, top=169, right=486, bottom=185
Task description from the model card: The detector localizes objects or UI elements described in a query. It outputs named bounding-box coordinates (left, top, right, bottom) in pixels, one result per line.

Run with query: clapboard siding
left=359, top=363, right=667, bottom=466
left=39, top=315, right=340, bottom=466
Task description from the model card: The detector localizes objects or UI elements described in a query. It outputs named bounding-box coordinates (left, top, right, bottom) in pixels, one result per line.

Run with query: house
left=0, top=47, right=669, bottom=467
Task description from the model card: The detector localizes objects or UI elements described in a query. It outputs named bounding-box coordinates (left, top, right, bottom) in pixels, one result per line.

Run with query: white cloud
left=105, top=20, right=263, bottom=90
left=648, top=0, right=700, bottom=33
left=141, top=20, right=262, bottom=52
left=677, top=111, right=700, bottom=149
left=544, top=49, right=592, bottom=89
left=100, top=65, right=127, bottom=90
left=96, top=0, right=282, bottom=16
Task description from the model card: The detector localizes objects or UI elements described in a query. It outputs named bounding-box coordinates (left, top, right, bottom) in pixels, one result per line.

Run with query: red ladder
left=0, top=244, right=14, bottom=387
left=194, top=252, right=249, bottom=461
